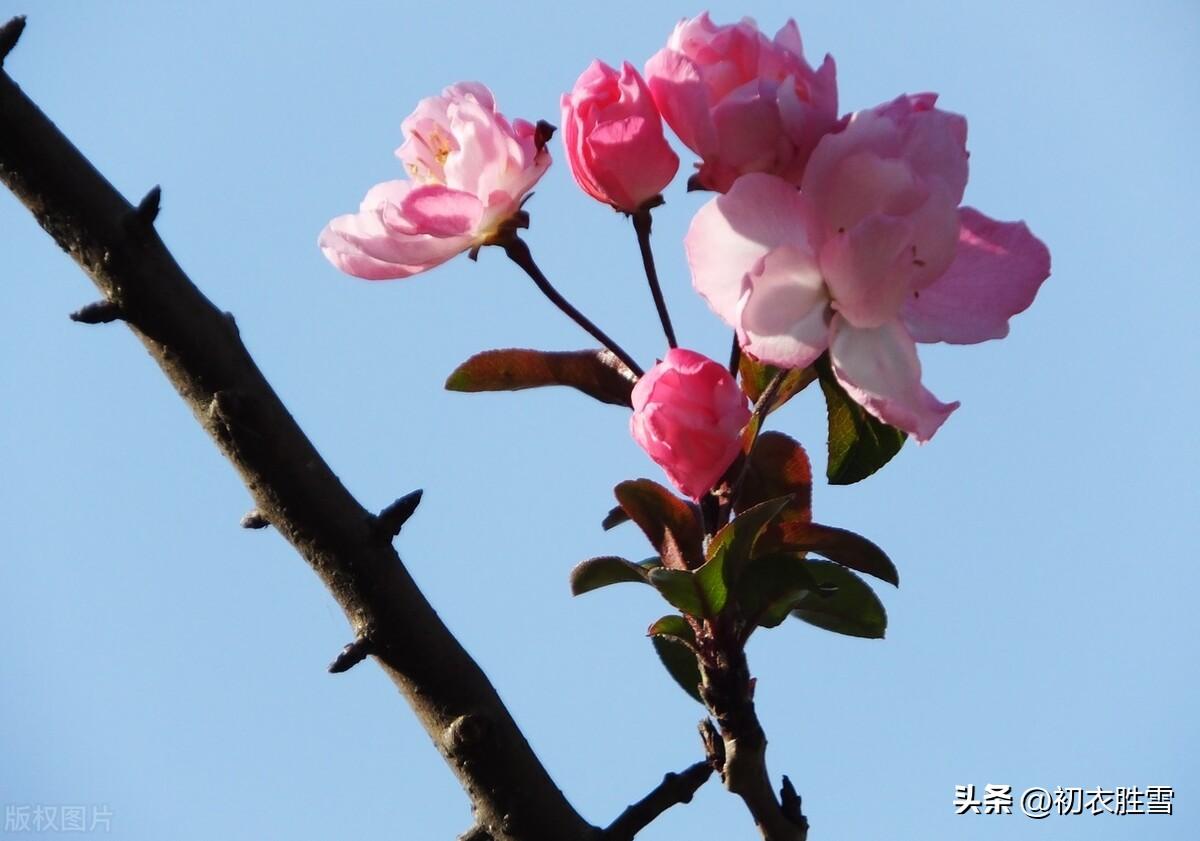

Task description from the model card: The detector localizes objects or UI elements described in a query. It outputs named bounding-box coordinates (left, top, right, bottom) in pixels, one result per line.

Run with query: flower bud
left=630, top=349, right=751, bottom=499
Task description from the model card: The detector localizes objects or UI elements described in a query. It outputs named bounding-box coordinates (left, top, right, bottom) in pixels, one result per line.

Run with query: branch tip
left=328, top=635, right=374, bottom=673
left=240, top=510, right=269, bottom=529
left=69, top=300, right=122, bottom=325
left=0, top=16, right=26, bottom=64
left=604, top=759, right=714, bottom=840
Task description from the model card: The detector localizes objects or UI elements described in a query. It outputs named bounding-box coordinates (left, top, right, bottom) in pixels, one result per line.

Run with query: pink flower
left=561, top=60, right=679, bottom=212
left=686, top=95, right=1050, bottom=442
left=630, top=348, right=751, bottom=499
left=320, top=83, right=551, bottom=280
left=643, top=12, right=838, bottom=193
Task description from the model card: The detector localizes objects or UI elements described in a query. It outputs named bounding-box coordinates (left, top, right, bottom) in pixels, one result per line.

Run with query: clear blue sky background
left=2, top=2, right=1196, bottom=839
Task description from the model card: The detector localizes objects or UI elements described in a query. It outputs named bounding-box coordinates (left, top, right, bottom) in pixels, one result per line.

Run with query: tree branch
left=603, top=760, right=713, bottom=841
left=0, top=21, right=597, bottom=841
left=701, top=641, right=809, bottom=841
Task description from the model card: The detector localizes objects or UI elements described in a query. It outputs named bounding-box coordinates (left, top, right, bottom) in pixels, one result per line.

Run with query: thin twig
left=728, top=334, right=741, bottom=377
left=631, top=207, right=677, bottom=350
left=604, top=760, right=714, bottom=841
left=501, top=235, right=644, bottom=378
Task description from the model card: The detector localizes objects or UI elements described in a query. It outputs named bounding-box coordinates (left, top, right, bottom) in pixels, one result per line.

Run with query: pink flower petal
left=819, top=214, right=916, bottom=329
left=399, top=184, right=484, bottom=237
left=902, top=207, right=1051, bottom=344
left=644, top=49, right=717, bottom=156
left=736, top=245, right=830, bottom=368
left=830, top=317, right=958, bottom=442
left=685, top=172, right=815, bottom=324
left=321, top=207, right=470, bottom=279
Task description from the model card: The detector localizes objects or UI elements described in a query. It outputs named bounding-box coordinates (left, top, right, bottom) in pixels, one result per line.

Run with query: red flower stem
left=631, top=207, right=678, bottom=350
left=501, top=235, right=644, bottom=379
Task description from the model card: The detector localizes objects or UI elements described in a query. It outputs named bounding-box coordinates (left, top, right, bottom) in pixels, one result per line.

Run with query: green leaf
left=737, top=553, right=820, bottom=628
left=707, top=496, right=793, bottom=585
left=569, top=556, right=658, bottom=596
left=739, top=355, right=816, bottom=414
left=792, top=561, right=888, bottom=639
left=649, top=621, right=704, bottom=704
left=816, top=355, right=906, bottom=485
left=648, top=550, right=728, bottom=618
left=446, top=348, right=636, bottom=407
left=614, top=479, right=705, bottom=570
left=647, top=614, right=693, bottom=641
left=781, top=522, right=899, bottom=587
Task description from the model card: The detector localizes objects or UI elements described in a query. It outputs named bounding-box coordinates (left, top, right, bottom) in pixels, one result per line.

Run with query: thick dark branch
left=0, top=27, right=595, bottom=841
left=604, top=760, right=713, bottom=841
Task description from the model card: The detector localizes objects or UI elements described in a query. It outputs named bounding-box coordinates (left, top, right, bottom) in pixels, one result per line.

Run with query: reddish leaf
left=614, top=479, right=705, bottom=570
left=446, top=348, right=636, bottom=407
left=737, top=432, right=813, bottom=551
left=781, top=522, right=899, bottom=587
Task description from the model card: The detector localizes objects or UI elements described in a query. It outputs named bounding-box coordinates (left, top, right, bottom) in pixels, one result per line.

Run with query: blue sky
left=1, top=1, right=1196, bottom=839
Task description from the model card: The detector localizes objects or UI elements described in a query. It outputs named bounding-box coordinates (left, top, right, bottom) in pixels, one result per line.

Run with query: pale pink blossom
left=643, top=12, right=838, bottom=193
left=561, top=60, right=679, bottom=212
left=686, top=95, right=1050, bottom=442
left=320, top=83, right=551, bottom=280
left=630, top=349, right=751, bottom=499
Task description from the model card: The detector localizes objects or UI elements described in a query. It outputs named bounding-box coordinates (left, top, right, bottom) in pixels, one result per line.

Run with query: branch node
left=69, top=300, right=122, bottom=325
left=0, top=16, right=26, bottom=65
left=442, top=712, right=493, bottom=758
left=376, top=489, right=423, bottom=539
left=129, top=185, right=161, bottom=226
left=328, top=635, right=374, bottom=674
left=240, top=510, right=269, bottom=530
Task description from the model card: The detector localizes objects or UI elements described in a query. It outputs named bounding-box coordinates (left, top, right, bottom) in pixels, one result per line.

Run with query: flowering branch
left=499, top=232, right=644, bottom=378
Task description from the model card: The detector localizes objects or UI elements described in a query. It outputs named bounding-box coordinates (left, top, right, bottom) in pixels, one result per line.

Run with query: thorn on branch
left=69, top=300, right=122, bottom=325
left=780, top=776, right=809, bottom=835
left=376, top=489, right=423, bottom=539
left=328, top=635, right=374, bottom=674
left=240, top=510, right=269, bottom=529
left=129, top=185, right=161, bottom=226
left=0, top=16, right=26, bottom=65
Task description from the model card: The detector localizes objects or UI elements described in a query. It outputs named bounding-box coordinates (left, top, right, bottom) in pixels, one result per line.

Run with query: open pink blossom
left=686, top=95, right=1050, bottom=442
left=630, top=348, right=751, bottom=499
left=643, top=12, right=837, bottom=193
left=320, top=82, right=551, bottom=280
left=561, top=60, right=679, bottom=212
